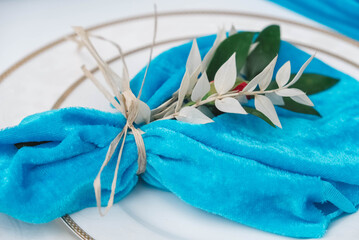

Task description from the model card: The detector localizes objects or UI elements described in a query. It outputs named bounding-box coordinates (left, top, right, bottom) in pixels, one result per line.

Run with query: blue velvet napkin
left=0, top=35, right=358, bottom=238
left=270, top=0, right=359, bottom=40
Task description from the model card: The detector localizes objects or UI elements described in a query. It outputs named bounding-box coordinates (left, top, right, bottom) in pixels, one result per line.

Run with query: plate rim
left=0, top=9, right=358, bottom=84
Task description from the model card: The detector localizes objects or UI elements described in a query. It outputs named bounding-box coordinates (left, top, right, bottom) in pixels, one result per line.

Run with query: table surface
left=0, top=0, right=347, bottom=239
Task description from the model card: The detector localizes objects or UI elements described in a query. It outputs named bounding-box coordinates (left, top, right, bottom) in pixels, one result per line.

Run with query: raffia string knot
left=92, top=89, right=147, bottom=216
left=73, top=6, right=157, bottom=214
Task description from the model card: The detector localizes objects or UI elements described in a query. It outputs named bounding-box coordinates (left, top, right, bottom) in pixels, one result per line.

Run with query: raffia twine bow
left=73, top=7, right=156, bottom=215
left=91, top=89, right=147, bottom=216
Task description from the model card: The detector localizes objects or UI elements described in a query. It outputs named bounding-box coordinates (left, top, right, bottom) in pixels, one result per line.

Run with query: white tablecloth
left=0, top=0, right=336, bottom=239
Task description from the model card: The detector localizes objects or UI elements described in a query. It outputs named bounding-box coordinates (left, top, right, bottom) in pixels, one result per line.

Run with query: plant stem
left=158, top=86, right=287, bottom=121
left=152, top=101, right=177, bottom=120
left=151, top=91, right=179, bottom=115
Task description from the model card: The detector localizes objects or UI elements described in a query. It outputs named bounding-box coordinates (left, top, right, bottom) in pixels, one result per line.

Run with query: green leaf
left=245, top=25, right=280, bottom=80
left=243, top=106, right=276, bottom=127
left=288, top=73, right=339, bottom=95
left=267, top=73, right=339, bottom=95
left=206, top=105, right=223, bottom=116
left=280, top=97, right=321, bottom=116
left=206, top=32, right=255, bottom=81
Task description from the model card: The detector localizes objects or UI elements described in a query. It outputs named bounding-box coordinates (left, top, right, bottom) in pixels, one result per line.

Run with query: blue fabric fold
left=269, top=0, right=359, bottom=40
left=0, top=34, right=359, bottom=238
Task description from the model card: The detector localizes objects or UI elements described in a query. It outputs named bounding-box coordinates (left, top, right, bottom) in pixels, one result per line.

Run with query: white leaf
left=191, top=72, right=210, bottom=102
left=214, top=53, right=237, bottom=95
left=135, top=100, right=151, bottom=124
left=215, top=97, right=247, bottom=114
left=243, top=55, right=278, bottom=92
left=176, top=106, right=214, bottom=124
left=265, top=92, right=284, bottom=106
left=201, top=27, right=226, bottom=71
left=291, top=95, right=314, bottom=106
left=248, top=42, right=259, bottom=55
left=255, top=95, right=282, bottom=128
left=242, top=76, right=260, bottom=92
left=259, top=55, right=278, bottom=90
left=186, top=39, right=202, bottom=76
left=276, top=88, right=305, bottom=97
left=186, top=66, right=202, bottom=95
left=175, top=71, right=190, bottom=112
left=185, top=39, right=203, bottom=95
left=287, top=54, right=315, bottom=87
left=229, top=25, right=237, bottom=36
left=276, top=61, right=291, bottom=87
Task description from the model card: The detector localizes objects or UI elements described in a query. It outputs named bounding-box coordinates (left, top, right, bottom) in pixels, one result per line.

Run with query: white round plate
left=1, top=10, right=358, bottom=240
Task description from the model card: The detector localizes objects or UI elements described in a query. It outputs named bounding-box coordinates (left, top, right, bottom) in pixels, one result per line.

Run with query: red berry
left=233, top=82, right=247, bottom=92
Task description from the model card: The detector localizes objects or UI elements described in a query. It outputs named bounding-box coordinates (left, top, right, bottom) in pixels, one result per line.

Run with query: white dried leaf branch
left=175, top=39, right=202, bottom=112
left=276, top=88, right=306, bottom=97
left=286, top=54, right=315, bottom=87
left=291, top=94, right=314, bottom=106
left=259, top=55, right=278, bottom=90
left=243, top=55, right=278, bottom=92
left=132, top=25, right=316, bottom=128
left=187, top=66, right=202, bottom=96
left=191, top=72, right=210, bottom=102
left=276, top=61, right=291, bottom=87
left=255, top=95, right=282, bottom=128
left=176, top=106, right=214, bottom=124
left=169, top=51, right=315, bottom=127
left=214, top=53, right=237, bottom=95
left=201, top=27, right=227, bottom=71
left=152, top=27, right=227, bottom=119
left=185, top=39, right=204, bottom=96
left=186, top=39, right=202, bottom=76
left=265, top=92, right=284, bottom=106
left=215, top=97, right=247, bottom=114
left=175, top=71, right=190, bottom=112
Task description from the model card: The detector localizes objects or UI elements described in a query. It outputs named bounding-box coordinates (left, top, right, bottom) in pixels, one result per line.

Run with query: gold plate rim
left=1, top=9, right=358, bottom=84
